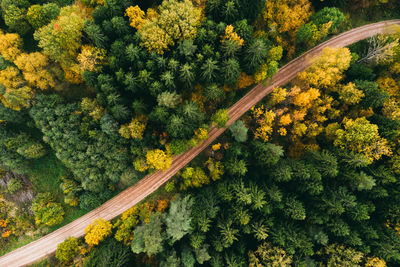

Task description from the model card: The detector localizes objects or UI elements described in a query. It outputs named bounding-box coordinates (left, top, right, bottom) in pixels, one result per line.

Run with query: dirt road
left=1, top=19, right=400, bottom=267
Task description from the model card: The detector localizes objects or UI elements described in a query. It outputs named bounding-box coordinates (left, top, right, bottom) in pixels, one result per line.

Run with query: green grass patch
left=28, top=153, right=68, bottom=200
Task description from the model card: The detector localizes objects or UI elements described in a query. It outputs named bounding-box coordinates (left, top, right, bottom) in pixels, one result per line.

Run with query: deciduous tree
left=31, top=193, right=65, bottom=226
left=84, top=218, right=112, bottom=246
left=56, top=237, right=80, bottom=264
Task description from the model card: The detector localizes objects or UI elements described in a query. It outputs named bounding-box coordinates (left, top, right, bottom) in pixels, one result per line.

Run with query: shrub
left=56, top=237, right=79, bottom=264
left=211, top=109, right=229, bottom=128
left=31, top=193, right=65, bottom=226
left=7, top=178, right=22, bottom=193
left=84, top=218, right=112, bottom=246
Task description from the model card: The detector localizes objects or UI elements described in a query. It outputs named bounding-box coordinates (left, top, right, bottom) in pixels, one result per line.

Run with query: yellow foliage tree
left=84, top=218, right=112, bottom=246
left=146, top=149, right=172, bottom=171
left=77, top=45, right=107, bottom=72
left=237, top=72, right=254, bottom=89
left=221, top=25, right=244, bottom=47
left=260, top=0, right=312, bottom=56
left=297, top=47, right=352, bottom=88
left=251, top=105, right=276, bottom=142
left=293, top=88, right=320, bottom=108
left=365, top=257, right=387, bottom=267
left=269, top=87, right=288, bottom=105
left=262, top=0, right=312, bottom=34
left=180, top=166, right=210, bottom=190
left=125, top=5, right=146, bottom=30
left=338, top=82, right=365, bottom=105
left=138, top=0, right=203, bottom=54
left=205, top=157, right=224, bottom=181
left=334, top=117, right=392, bottom=163
left=119, top=117, right=147, bottom=140
left=279, top=114, right=292, bottom=126
left=14, top=52, right=55, bottom=90
left=0, top=67, right=34, bottom=110
left=0, top=31, right=22, bottom=62
left=378, top=76, right=400, bottom=98
left=0, top=67, right=24, bottom=89
left=383, top=98, right=400, bottom=121
left=80, top=98, right=106, bottom=120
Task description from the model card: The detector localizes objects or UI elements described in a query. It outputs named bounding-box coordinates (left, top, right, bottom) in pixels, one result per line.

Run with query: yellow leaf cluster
left=125, top=5, right=146, bottom=30
left=146, top=149, right=172, bottom=171
left=133, top=157, right=149, bottom=172
left=0, top=67, right=23, bottom=89
left=14, top=52, right=55, bottom=90
left=338, top=82, right=365, bottom=105
left=382, top=99, right=400, bottom=121
left=119, top=117, right=147, bottom=140
left=297, top=47, right=352, bottom=88
left=279, top=114, right=292, bottom=126
left=0, top=31, right=22, bottom=62
left=293, top=88, right=320, bottom=107
left=252, top=105, right=276, bottom=142
left=334, top=117, right=392, bottom=163
left=261, top=0, right=311, bottom=57
left=221, top=25, right=244, bottom=47
left=269, top=87, right=288, bottom=105
left=77, top=45, right=106, bottom=72
left=212, top=143, right=221, bottom=151
left=181, top=166, right=210, bottom=190
left=365, top=257, right=387, bottom=267
left=139, top=0, right=202, bottom=54
left=80, top=98, right=106, bottom=120
left=292, top=122, right=307, bottom=137
left=194, top=127, right=209, bottom=141
left=263, top=0, right=312, bottom=34
left=253, top=63, right=268, bottom=83
left=278, top=127, right=287, bottom=136
left=378, top=77, right=400, bottom=98
left=205, top=157, right=224, bottom=181
left=63, top=65, right=84, bottom=84
left=0, top=67, right=33, bottom=111
left=237, top=72, right=254, bottom=89
left=84, top=218, right=112, bottom=246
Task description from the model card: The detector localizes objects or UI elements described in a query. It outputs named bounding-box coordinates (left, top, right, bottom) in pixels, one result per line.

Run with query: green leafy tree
left=310, top=7, right=345, bottom=33
left=7, top=178, right=22, bottom=194
left=138, top=0, right=203, bottom=54
left=211, top=109, right=229, bottom=128
left=334, top=117, right=392, bottom=163
left=56, top=237, right=80, bottom=264
left=31, top=192, right=65, bottom=226
left=34, top=6, right=85, bottom=69
left=0, top=0, right=31, bottom=35
left=131, top=213, right=165, bottom=256
left=317, top=244, right=364, bottom=266
left=229, top=120, right=248, bottom=142
left=218, top=220, right=239, bottom=248
left=26, top=3, right=60, bottom=30
left=164, top=195, right=194, bottom=244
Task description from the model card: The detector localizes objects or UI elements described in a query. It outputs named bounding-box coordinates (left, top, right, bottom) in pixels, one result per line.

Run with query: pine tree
left=222, top=58, right=241, bottom=85
left=201, top=58, right=219, bottom=83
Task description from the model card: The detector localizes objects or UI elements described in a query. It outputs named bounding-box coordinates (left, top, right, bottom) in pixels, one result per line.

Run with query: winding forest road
left=1, top=19, right=400, bottom=267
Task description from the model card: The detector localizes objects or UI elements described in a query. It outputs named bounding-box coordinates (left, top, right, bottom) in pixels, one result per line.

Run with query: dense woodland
left=1, top=0, right=400, bottom=266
